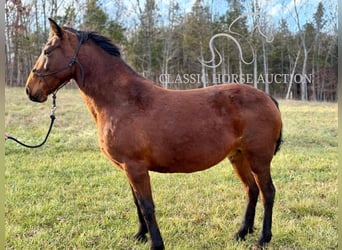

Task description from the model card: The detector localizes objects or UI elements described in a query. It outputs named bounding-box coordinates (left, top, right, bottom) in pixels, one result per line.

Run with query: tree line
left=5, top=0, right=338, bottom=101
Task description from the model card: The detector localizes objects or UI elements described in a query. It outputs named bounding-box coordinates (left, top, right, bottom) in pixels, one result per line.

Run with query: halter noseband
left=32, top=32, right=86, bottom=91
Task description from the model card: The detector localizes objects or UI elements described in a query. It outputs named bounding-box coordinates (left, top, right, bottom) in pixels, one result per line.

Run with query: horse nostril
left=26, top=87, right=30, bottom=96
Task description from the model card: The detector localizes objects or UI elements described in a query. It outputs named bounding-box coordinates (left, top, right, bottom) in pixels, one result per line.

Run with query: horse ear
left=48, top=18, right=64, bottom=38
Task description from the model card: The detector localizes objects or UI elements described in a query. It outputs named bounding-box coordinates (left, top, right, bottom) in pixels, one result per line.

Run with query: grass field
left=5, top=87, right=338, bottom=249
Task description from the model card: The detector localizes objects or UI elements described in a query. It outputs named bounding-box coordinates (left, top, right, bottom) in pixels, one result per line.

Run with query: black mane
left=64, top=27, right=121, bottom=57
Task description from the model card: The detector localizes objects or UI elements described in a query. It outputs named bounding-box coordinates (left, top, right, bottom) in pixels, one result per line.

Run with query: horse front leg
left=131, top=186, right=148, bottom=243
left=126, top=166, right=164, bottom=250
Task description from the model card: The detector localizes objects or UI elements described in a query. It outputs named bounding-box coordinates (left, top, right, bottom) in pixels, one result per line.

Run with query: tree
left=83, top=0, right=108, bottom=32
left=54, top=5, right=76, bottom=26
left=5, top=0, right=32, bottom=86
left=105, top=20, right=126, bottom=43
left=127, top=0, right=160, bottom=80
left=183, top=0, right=212, bottom=87
left=83, top=0, right=126, bottom=45
left=4, top=0, right=338, bottom=100
left=293, top=0, right=310, bottom=101
left=213, top=0, right=251, bottom=84
left=311, top=2, right=325, bottom=101
left=160, top=0, right=181, bottom=88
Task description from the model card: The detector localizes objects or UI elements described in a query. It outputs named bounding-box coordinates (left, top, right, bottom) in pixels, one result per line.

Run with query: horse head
left=25, top=18, right=81, bottom=102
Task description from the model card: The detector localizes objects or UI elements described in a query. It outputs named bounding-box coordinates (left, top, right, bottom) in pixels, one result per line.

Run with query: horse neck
left=74, top=45, right=153, bottom=113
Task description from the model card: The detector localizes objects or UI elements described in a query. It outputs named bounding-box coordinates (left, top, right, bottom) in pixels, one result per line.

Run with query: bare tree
left=161, top=0, right=180, bottom=88
left=286, top=50, right=300, bottom=99
left=293, top=0, right=309, bottom=101
left=134, top=0, right=157, bottom=79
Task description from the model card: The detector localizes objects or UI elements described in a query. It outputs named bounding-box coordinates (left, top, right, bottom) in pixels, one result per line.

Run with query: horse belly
left=150, top=151, right=228, bottom=173
left=149, top=126, right=238, bottom=173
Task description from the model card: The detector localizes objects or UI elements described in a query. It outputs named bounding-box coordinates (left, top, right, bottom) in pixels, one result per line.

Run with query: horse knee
left=252, top=172, right=275, bottom=203
left=247, top=183, right=259, bottom=201
left=269, top=183, right=276, bottom=200
left=262, top=181, right=275, bottom=206
left=140, top=200, right=155, bottom=222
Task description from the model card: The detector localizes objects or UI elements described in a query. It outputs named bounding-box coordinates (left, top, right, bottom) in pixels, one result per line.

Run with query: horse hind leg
left=228, top=150, right=260, bottom=241
left=251, top=166, right=275, bottom=246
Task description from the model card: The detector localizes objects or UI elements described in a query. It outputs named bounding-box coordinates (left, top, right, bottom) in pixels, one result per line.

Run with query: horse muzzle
left=26, top=86, right=48, bottom=103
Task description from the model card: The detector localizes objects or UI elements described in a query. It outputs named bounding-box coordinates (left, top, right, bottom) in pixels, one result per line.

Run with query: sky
left=22, top=0, right=336, bottom=34
left=100, top=0, right=335, bottom=32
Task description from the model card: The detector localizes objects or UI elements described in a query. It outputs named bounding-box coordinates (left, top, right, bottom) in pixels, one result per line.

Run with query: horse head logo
left=200, top=13, right=274, bottom=69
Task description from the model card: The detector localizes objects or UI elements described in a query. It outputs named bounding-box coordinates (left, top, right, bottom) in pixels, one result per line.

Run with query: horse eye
left=43, top=49, right=49, bottom=55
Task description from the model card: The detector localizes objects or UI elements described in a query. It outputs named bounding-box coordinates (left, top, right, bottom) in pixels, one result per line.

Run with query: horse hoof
left=150, top=244, right=165, bottom=250
left=234, top=232, right=246, bottom=241
left=134, top=233, right=148, bottom=243
left=250, top=244, right=263, bottom=250
left=257, top=233, right=272, bottom=246
left=235, top=227, right=254, bottom=241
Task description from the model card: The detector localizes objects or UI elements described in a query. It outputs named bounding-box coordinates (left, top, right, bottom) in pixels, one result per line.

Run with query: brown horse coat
left=95, top=82, right=280, bottom=174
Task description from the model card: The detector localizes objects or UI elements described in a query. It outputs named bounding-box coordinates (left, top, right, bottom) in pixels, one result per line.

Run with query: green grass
left=5, top=87, right=338, bottom=249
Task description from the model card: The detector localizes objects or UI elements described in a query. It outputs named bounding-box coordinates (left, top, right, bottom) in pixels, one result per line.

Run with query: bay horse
left=25, top=19, right=282, bottom=249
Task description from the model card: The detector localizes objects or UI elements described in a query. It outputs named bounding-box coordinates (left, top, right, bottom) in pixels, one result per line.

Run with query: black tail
left=269, top=96, right=283, bottom=155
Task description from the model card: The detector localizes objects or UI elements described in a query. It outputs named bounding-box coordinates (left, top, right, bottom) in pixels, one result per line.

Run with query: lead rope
left=5, top=93, right=57, bottom=148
